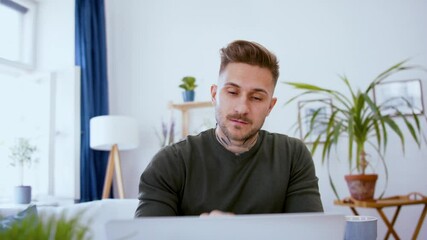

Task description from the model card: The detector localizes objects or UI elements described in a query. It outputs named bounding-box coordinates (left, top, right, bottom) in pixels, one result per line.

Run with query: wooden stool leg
left=384, top=206, right=401, bottom=240
left=412, top=204, right=427, bottom=240
left=377, top=207, right=400, bottom=240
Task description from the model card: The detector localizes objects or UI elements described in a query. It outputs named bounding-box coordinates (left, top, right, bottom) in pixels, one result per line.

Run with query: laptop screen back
left=106, top=213, right=345, bottom=240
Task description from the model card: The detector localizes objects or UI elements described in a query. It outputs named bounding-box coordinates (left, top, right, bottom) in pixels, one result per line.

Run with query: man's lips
left=230, top=118, right=248, bottom=124
left=227, top=115, right=251, bottom=125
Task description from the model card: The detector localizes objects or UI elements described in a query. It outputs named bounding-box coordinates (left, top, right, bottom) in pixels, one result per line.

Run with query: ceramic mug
left=344, top=215, right=377, bottom=240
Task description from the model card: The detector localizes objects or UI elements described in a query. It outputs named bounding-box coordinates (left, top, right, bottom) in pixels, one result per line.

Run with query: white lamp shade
left=90, top=115, right=139, bottom=151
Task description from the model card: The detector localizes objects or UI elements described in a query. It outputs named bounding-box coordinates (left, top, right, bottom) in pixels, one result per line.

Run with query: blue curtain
left=75, top=0, right=110, bottom=202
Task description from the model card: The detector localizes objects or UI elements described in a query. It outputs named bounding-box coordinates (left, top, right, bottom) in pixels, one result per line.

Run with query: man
left=135, top=40, right=323, bottom=217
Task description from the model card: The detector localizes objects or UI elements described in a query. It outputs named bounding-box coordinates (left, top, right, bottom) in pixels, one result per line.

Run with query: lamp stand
left=102, top=144, right=125, bottom=199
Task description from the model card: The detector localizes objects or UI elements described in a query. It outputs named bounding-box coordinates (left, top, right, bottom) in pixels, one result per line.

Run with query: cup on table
left=344, top=215, right=377, bottom=240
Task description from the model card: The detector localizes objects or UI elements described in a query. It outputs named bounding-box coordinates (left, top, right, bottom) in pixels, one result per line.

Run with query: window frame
left=0, top=0, right=37, bottom=70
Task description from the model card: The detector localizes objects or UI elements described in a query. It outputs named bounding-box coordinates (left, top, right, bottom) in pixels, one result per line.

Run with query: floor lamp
left=90, top=115, right=139, bottom=199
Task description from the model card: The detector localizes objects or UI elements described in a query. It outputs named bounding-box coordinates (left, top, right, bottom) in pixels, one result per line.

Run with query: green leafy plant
left=179, top=76, right=197, bottom=91
left=0, top=210, right=91, bottom=240
left=9, top=138, right=38, bottom=186
left=284, top=60, right=426, bottom=198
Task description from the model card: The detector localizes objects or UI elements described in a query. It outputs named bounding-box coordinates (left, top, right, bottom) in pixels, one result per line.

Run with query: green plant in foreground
left=284, top=60, right=426, bottom=198
left=0, top=211, right=91, bottom=240
left=179, top=76, right=197, bottom=91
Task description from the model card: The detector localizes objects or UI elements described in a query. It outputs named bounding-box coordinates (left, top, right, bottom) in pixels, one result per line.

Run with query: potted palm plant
left=284, top=60, right=426, bottom=201
left=179, top=76, right=197, bottom=102
left=9, top=138, right=38, bottom=204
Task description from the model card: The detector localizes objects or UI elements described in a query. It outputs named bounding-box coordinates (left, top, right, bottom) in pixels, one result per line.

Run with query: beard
left=215, top=111, right=262, bottom=142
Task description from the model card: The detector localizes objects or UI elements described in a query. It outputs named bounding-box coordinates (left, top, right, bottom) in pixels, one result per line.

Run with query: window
left=0, top=68, right=81, bottom=202
left=0, top=0, right=80, bottom=202
left=0, top=72, right=52, bottom=200
left=0, top=0, right=36, bottom=69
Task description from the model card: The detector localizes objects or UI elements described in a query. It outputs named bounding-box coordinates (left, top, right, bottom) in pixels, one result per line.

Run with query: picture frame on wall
left=297, top=98, right=332, bottom=143
left=373, top=79, right=424, bottom=116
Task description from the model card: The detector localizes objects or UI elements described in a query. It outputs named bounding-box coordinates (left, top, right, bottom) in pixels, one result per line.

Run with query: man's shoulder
left=150, top=131, right=209, bottom=165
left=187, top=128, right=214, bottom=140
left=169, top=128, right=214, bottom=150
left=260, top=130, right=304, bottom=145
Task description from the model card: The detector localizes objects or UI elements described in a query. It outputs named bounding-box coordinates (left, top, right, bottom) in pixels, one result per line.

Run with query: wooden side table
left=169, top=101, right=213, bottom=137
left=334, top=193, right=427, bottom=240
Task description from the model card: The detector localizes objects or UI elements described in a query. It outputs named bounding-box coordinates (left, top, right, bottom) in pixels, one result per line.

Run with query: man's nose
left=234, top=97, right=250, bottom=114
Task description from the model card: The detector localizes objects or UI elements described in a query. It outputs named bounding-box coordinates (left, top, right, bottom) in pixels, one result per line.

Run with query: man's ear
left=210, top=84, right=218, bottom=105
left=267, top=97, right=277, bottom=115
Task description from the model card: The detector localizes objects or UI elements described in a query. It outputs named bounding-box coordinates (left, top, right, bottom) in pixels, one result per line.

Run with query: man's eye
left=228, top=91, right=237, bottom=95
left=252, top=96, right=263, bottom=101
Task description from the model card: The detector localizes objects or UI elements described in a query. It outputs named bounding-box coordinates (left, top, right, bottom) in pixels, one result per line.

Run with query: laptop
left=105, top=212, right=346, bottom=240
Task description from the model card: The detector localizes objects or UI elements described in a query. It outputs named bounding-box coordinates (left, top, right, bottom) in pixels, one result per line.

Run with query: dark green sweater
left=135, top=129, right=323, bottom=217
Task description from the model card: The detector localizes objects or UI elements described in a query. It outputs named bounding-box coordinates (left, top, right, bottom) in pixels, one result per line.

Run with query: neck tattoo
left=215, top=132, right=231, bottom=146
left=215, top=129, right=258, bottom=154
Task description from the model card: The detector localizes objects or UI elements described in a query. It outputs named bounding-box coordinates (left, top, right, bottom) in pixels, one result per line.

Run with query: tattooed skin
left=215, top=123, right=259, bottom=155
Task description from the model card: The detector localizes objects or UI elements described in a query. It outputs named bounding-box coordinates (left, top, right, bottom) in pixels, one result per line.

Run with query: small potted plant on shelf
left=9, top=138, right=38, bottom=204
left=179, top=76, right=197, bottom=102
left=284, top=60, right=426, bottom=201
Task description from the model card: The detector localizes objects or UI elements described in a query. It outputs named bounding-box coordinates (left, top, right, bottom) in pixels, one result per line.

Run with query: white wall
left=105, top=0, right=427, bottom=238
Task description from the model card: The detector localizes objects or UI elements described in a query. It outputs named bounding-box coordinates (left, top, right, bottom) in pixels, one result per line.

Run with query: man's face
left=211, top=62, right=277, bottom=142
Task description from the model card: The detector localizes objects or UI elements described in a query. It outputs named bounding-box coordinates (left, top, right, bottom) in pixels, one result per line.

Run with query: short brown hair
left=219, top=40, right=279, bottom=85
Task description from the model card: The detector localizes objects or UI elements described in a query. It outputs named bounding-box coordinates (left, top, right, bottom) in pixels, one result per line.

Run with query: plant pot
left=14, top=185, right=32, bottom=204
left=182, top=90, right=195, bottom=102
left=344, top=174, right=378, bottom=201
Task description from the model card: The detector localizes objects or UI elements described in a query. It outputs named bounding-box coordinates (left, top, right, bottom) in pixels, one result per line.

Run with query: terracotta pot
left=344, top=174, right=378, bottom=201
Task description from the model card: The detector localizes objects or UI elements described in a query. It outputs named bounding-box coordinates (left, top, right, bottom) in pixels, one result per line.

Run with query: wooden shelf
left=169, top=101, right=213, bottom=137
left=169, top=101, right=213, bottom=111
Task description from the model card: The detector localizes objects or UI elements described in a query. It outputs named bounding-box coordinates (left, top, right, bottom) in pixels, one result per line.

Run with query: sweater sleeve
left=135, top=145, right=185, bottom=217
left=283, top=139, right=324, bottom=213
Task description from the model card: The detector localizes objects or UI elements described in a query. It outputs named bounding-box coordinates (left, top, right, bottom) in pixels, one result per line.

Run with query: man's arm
left=283, top=139, right=324, bottom=213
left=135, top=146, right=184, bottom=217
